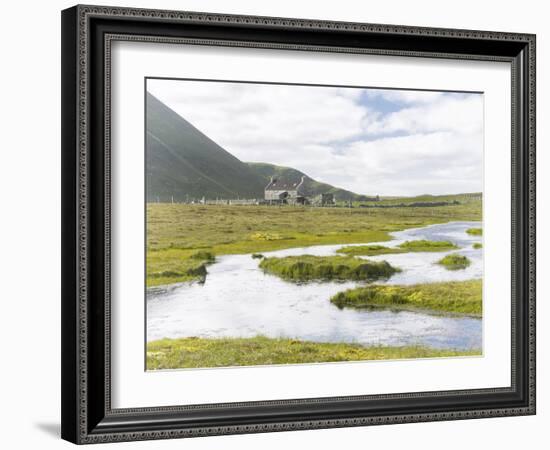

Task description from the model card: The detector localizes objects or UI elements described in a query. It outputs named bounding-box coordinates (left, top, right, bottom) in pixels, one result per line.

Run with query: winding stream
left=147, top=221, right=483, bottom=350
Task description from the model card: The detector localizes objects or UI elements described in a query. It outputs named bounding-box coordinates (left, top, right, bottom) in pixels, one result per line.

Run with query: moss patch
left=337, top=244, right=405, bottom=256
left=398, top=240, right=457, bottom=251
left=337, top=240, right=457, bottom=257
left=330, top=279, right=482, bottom=316
left=437, top=254, right=471, bottom=270
left=466, top=228, right=482, bottom=236
left=259, top=255, right=399, bottom=282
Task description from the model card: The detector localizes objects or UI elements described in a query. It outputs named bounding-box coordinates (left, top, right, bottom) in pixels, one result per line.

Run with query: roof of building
left=265, top=176, right=305, bottom=191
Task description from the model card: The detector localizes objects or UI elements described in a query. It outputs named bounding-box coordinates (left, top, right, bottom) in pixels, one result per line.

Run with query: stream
left=147, top=221, right=483, bottom=350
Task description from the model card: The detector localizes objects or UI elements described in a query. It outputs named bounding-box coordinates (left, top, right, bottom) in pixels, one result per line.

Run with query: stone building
left=264, top=176, right=308, bottom=205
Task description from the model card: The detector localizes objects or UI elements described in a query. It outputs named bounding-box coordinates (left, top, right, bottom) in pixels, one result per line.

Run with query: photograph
left=144, top=79, right=484, bottom=370
left=56, top=3, right=537, bottom=445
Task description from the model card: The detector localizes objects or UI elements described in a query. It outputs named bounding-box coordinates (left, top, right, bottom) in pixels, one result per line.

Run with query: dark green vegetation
left=259, top=255, right=399, bottom=282
left=146, top=93, right=367, bottom=202
left=247, top=162, right=374, bottom=202
left=337, top=240, right=457, bottom=256
left=437, top=254, right=471, bottom=270
left=251, top=253, right=264, bottom=259
left=147, top=199, right=482, bottom=286
left=330, top=279, right=482, bottom=317
left=146, top=336, right=480, bottom=369
left=473, top=243, right=483, bottom=249
left=466, top=227, right=483, bottom=236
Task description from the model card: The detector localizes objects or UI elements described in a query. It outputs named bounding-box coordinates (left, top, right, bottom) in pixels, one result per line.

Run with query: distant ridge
left=146, top=93, right=369, bottom=202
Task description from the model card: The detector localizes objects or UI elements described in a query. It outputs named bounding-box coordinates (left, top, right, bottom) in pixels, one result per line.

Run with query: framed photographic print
left=61, top=5, right=536, bottom=444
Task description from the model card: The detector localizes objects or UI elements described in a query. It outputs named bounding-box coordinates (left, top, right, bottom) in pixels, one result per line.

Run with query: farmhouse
left=264, top=176, right=308, bottom=205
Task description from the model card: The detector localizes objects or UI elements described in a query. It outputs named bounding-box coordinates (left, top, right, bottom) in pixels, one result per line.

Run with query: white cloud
left=366, top=93, right=483, bottom=135
left=147, top=80, right=483, bottom=196
left=342, top=131, right=482, bottom=196
left=365, top=89, right=445, bottom=105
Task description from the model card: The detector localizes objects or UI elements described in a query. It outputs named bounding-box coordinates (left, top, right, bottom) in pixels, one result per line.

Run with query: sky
left=147, top=79, right=483, bottom=197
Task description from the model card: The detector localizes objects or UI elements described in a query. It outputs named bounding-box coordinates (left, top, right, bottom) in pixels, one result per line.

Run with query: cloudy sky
left=147, top=79, right=483, bottom=196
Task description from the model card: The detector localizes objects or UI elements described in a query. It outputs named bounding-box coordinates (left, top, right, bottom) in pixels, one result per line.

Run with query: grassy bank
left=147, top=251, right=215, bottom=286
left=437, top=254, right=471, bottom=270
left=330, top=279, right=482, bottom=316
left=259, top=255, right=399, bottom=282
left=337, top=240, right=457, bottom=257
left=146, top=336, right=480, bottom=369
left=147, top=200, right=481, bottom=286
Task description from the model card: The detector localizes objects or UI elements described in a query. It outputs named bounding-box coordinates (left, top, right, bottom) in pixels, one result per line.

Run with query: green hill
left=246, top=162, right=375, bottom=201
left=146, top=93, right=266, bottom=201
left=146, top=93, right=368, bottom=202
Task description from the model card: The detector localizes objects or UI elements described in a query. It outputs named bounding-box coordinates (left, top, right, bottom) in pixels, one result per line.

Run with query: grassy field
left=330, top=279, right=482, bottom=316
left=337, top=240, right=457, bottom=257
left=359, top=193, right=482, bottom=207
left=147, top=199, right=481, bottom=286
left=146, top=336, right=480, bottom=369
left=437, top=254, right=471, bottom=270
left=258, top=255, right=399, bottom=282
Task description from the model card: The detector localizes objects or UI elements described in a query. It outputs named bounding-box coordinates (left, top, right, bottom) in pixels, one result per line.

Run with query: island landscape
left=145, top=80, right=484, bottom=370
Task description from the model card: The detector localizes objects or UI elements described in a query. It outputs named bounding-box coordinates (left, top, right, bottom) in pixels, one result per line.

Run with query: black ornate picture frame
left=61, top=4, right=536, bottom=444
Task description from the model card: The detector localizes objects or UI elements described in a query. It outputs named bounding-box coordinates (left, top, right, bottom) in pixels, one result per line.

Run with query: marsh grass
left=147, top=258, right=212, bottom=286
left=437, top=254, right=471, bottom=270
left=337, top=240, right=457, bottom=257
left=398, top=240, right=457, bottom=251
left=473, top=243, right=483, bottom=249
left=466, top=227, right=483, bottom=236
left=259, top=255, right=399, bottom=282
left=146, top=336, right=480, bottom=369
left=146, top=201, right=481, bottom=286
left=190, top=251, right=215, bottom=261
left=337, top=244, right=405, bottom=256
left=330, top=279, right=482, bottom=316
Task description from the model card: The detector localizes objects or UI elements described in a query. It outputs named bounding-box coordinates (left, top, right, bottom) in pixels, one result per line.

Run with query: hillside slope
left=146, top=93, right=266, bottom=201
left=146, top=93, right=368, bottom=202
